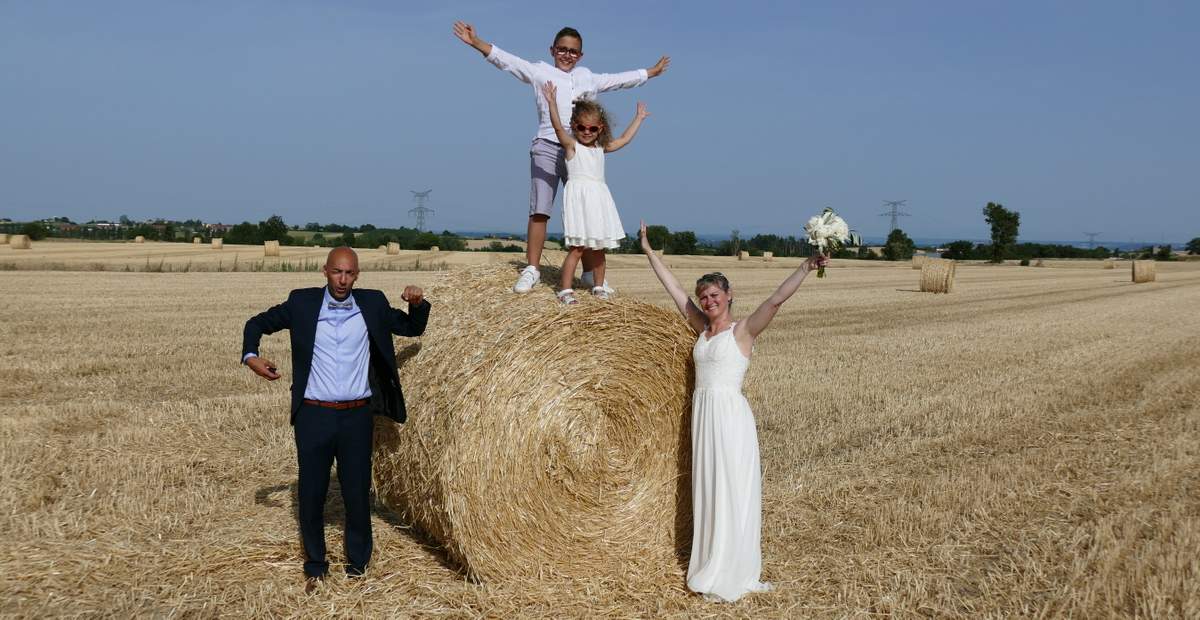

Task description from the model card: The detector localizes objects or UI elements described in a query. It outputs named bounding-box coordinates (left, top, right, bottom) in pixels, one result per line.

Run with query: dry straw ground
left=1, top=251, right=1199, bottom=618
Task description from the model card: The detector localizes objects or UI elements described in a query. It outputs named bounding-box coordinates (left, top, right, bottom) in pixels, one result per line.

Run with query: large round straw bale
left=763, top=251, right=774, bottom=261
left=377, top=245, right=386, bottom=251
left=193, top=237, right=202, bottom=244
left=263, top=240, right=280, bottom=257
left=430, top=245, right=440, bottom=252
left=0, top=233, right=9, bottom=244
left=387, top=242, right=400, bottom=255
left=134, top=235, right=145, bottom=243
left=373, top=264, right=695, bottom=582
left=211, top=238, right=224, bottom=250
left=919, top=259, right=956, bottom=293
left=738, top=250, right=750, bottom=260
left=9, top=234, right=32, bottom=250
left=1132, top=260, right=1156, bottom=283
left=912, top=255, right=928, bottom=269
left=1103, top=260, right=1116, bottom=270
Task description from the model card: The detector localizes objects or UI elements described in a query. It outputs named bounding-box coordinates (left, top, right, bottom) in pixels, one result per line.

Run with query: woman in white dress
left=639, top=222, right=828, bottom=602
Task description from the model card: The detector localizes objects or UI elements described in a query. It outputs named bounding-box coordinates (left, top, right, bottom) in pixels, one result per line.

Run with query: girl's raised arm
left=606, top=102, right=649, bottom=153
left=541, top=82, right=575, bottom=156
left=641, top=221, right=706, bottom=333
left=740, top=254, right=828, bottom=339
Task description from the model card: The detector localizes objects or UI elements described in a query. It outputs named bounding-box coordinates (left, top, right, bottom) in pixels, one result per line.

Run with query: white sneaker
left=591, top=286, right=610, bottom=301
left=580, top=271, right=614, bottom=294
left=556, top=289, right=578, bottom=305
left=513, top=265, right=539, bottom=294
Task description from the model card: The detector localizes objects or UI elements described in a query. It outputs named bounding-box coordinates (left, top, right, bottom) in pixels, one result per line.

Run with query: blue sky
left=2, top=1, right=1196, bottom=244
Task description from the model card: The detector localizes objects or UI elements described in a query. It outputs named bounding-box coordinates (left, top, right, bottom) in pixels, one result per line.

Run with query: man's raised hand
left=401, top=285, right=424, bottom=307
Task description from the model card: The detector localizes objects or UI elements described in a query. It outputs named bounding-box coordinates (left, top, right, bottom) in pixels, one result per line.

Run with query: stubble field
left=1, top=248, right=1198, bottom=618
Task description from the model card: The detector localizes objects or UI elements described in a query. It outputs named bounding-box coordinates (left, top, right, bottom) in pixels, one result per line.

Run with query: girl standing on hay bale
left=543, top=81, right=649, bottom=304
left=640, top=221, right=828, bottom=602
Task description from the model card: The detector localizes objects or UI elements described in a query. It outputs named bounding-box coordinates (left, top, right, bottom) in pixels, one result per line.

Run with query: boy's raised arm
left=452, top=21, right=492, bottom=56
left=593, top=55, right=669, bottom=92
left=454, top=20, right=538, bottom=84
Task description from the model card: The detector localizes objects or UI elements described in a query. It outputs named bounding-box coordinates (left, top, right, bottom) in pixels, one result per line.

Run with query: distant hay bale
left=1132, top=260, right=1156, bottom=283
left=387, top=242, right=400, bottom=255
left=919, top=259, right=957, bottom=293
left=763, top=251, right=774, bottom=261
left=377, top=245, right=386, bottom=251
left=430, top=245, right=440, bottom=252
left=374, top=264, right=695, bottom=582
left=0, top=233, right=9, bottom=244
left=655, top=248, right=664, bottom=257
left=211, top=238, right=224, bottom=250
left=9, top=234, right=31, bottom=250
left=263, top=240, right=280, bottom=257
left=193, top=237, right=201, bottom=244
left=1103, top=260, right=1115, bottom=270
left=134, top=235, right=145, bottom=244
left=738, top=250, right=750, bottom=260
left=1034, top=259, right=1045, bottom=267
left=912, top=255, right=928, bottom=269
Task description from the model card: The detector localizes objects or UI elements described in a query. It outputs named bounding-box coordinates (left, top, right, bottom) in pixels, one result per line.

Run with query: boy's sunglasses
left=574, top=123, right=601, bottom=134
left=553, top=46, right=582, bottom=58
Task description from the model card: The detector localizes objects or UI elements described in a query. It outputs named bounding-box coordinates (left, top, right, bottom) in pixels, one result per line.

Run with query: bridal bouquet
left=804, top=208, right=860, bottom=278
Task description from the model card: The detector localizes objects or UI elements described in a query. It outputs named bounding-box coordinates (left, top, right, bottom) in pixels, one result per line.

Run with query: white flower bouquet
left=804, top=207, right=861, bottom=278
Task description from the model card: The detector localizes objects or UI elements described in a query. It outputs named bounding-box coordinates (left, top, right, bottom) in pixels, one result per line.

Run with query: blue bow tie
left=328, top=300, right=353, bottom=310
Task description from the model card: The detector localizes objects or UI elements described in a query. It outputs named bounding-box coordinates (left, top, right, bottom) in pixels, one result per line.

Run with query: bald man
left=241, top=247, right=430, bottom=592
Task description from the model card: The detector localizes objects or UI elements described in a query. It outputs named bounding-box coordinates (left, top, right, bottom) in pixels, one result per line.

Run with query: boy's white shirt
left=486, top=45, right=648, bottom=144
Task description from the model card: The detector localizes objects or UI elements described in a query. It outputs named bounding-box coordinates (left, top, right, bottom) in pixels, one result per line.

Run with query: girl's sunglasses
left=574, top=123, right=601, bottom=134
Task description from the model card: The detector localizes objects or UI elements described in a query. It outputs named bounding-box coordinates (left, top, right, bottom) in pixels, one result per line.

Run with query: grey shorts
left=529, top=138, right=567, bottom=218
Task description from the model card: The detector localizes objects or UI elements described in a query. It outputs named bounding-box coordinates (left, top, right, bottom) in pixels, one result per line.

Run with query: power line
left=409, top=190, right=434, bottom=231
left=879, top=200, right=910, bottom=234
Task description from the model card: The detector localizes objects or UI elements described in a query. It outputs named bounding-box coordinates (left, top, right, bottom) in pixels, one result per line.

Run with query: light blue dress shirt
left=304, top=288, right=372, bottom=402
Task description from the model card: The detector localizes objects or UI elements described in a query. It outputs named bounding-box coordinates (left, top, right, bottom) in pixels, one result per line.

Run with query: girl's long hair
left=570, top=99, right=614, bottom=149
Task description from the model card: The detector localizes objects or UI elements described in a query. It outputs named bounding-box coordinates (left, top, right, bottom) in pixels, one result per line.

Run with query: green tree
left=882, top=228, right=915, bottom=261
left=1154, top=244, right=1174, bottom=261
left=413, top=231, right=440, bottom=250
left=225, top=222, right=260, bottom=245
left=1186, top=237, right=1200, bottom=255
left=258, top=215, right=291, bottom=244
left=982, top=202, right=1020, bottom=263
left=21, top=222, right=50, bottom=240
left=941, top=240, right=976, bottom=260
left=668, top=230, right=698, bottom=255
left=645, top=224, right=671, bottom=252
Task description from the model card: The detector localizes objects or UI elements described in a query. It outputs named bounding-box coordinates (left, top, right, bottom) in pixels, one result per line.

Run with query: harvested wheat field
left=2, top=256, right=1199, bottom=617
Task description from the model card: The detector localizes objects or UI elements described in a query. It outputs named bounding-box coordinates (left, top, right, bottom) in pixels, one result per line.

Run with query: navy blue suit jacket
left=241, top=287, right=430, bottom=425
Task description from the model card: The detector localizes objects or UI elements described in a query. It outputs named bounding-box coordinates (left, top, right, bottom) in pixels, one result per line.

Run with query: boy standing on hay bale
left=452, top=20, right=670, bottom=295
left=241, top=247, right=430, bottom=592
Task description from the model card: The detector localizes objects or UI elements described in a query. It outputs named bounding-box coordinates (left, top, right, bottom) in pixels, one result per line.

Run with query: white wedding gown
left=687, top=323, right=771, bottom=602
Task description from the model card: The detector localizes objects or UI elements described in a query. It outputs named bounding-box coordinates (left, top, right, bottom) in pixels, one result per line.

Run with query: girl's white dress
left=562, top=144, right=625, bottom=249
left=687, top=323, right=771, bottom=602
